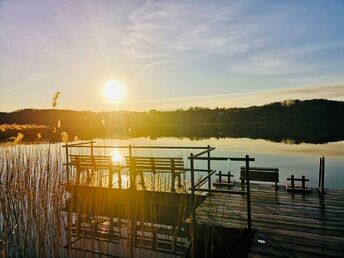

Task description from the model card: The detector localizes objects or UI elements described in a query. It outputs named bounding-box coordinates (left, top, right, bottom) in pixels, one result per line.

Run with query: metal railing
left=189, top=148, right=255, bottom=231
left=63, top=141, right=212, bottom=189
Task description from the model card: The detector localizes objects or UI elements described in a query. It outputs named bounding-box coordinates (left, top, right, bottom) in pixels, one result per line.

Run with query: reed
left=0, top=143, right=66, bottom=257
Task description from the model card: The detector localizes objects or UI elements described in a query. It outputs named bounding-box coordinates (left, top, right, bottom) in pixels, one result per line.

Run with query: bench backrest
left=240, top=166, right=279, bottom=183
left=69, top=155, right=117, bottom=170
left=124, top=156, right=185, bottom=173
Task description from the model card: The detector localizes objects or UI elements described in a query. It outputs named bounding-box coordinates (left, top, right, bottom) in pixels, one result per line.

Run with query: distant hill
left=1, top=99, right=343, bottom=144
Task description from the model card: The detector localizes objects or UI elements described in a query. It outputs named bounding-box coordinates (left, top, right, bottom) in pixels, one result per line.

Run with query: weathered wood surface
left=196, top=184, right=344, bottom=257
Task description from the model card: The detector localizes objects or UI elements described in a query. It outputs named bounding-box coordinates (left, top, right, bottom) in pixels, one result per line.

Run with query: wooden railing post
left=245, top=155, right=252, bottom=230
left=207, top=145, right=211, bottom=194
left=291, top=175, right=295, bottom=189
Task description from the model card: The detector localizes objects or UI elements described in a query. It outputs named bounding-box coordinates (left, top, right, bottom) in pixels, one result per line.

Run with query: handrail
left=193, top=170, right=216, bottom=188
left=63, top=144, right=211, bottom=150
left=189, top=156, right=255, bottom=162
left=193, top=147, right=216, bottom=157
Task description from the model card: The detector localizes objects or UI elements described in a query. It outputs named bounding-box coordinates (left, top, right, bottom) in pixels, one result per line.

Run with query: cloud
left=121, top=1, right=255, bottom=63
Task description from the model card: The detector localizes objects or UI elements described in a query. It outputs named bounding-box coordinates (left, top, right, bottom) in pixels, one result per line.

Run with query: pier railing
left=63, top=140, right=213, bottom=189
left=189, top=149, right=255, bottom=230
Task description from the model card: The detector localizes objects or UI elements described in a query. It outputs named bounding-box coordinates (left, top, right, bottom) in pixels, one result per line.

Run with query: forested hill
left=0, top=99, right=343, bottom=143
left=0, top=99, right=343, bottom=127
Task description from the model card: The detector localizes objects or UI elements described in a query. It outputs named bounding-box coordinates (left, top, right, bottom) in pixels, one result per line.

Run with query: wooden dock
left=195, top=184, right=344, bottom=257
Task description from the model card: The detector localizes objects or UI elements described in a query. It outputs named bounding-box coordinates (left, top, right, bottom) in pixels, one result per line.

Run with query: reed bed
left=0, top=143, right=204, bottom=257
left=0, top=143, right=66, bottom=257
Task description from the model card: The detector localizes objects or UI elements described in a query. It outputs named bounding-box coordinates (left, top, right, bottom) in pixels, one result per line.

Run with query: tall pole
left=245, top=155, right=252, bottom=230
left=190, top=153, right=195, bottom=257
left=207, top=145, right=211, bottom=194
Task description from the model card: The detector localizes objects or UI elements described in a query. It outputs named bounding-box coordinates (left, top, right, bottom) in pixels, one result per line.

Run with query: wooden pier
left=62, top=141, right=344, bottom=257
left=196, top=184, right=344, bottom=257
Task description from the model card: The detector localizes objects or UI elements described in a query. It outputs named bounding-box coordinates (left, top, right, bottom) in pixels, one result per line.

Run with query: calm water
left=80, top=137, right=344, bottom=189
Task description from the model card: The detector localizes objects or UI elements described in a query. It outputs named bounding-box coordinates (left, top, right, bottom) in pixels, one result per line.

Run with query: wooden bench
left=124, top=156, right=185, bottom=192
left=240, top=166, right=279, bottom=191
left=69, top=155, right=123, bottom=187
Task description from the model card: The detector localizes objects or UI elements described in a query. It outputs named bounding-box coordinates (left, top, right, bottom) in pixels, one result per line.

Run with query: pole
left=245, top=155, right=252, bottom=230
left=207, top=145, right=211, bottom=194
left=321, top=156, right=325, bottom=192
left=190, top=153, right=195, bottom=257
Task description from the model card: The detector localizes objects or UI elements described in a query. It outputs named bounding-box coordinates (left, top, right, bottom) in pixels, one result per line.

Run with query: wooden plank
left=195, top=189, right=344, bottom=258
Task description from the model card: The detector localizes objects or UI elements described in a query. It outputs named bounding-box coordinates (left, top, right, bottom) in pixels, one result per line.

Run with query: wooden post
left=302, top=175, right=306, bottom=189
left=218, top=170, right=222, bottom=183
left=207, top=145, right=211, bottom=194
left=291, top=175, right=295, bottom=189
left=227, top=171, right=231, bottom=184
left=318, top=156, right=322, bottom=189
left=245, top=155, right=252, bottom=231
left=65, top=143, right=70, bottom=183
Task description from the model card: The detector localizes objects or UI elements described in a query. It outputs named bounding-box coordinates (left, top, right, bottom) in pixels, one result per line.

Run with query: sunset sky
left=0, top=0, right=343, bottom=111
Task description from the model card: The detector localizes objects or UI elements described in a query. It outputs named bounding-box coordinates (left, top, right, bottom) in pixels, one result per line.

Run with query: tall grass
left=0, top=143, right=66, bottom=257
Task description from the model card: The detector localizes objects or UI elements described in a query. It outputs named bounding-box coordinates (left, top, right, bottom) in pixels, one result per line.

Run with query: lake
left=76, top=137, right=344, bottom=189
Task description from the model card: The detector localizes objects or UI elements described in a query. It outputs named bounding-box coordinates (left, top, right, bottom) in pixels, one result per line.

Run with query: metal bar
left=245, top=155, right=252, bottom=230
left=193, top=170, right=216, bottom=188
left=190, top=156, right=255, bottom=161
left=65, top=143, right=70, bottom=183
left=321, top=157, right=325, bottom=192
left=207, top=145, right=211, bottom=192
left=190, top=153, right=195, bottom=258
left=190, top=154, right=195, bottom=196
left=63, top=145, right=210, bottom=150
left=190, top=188, right=247, bottom=195
left=62, top=140, right=94, bottom=147
left=193, top=147, right=216, bottom=157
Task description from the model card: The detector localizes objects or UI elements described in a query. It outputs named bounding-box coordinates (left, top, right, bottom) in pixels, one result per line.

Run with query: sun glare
left=102, top=79, right=127, bottom=102
left=111, top=149, right=124, bottom=164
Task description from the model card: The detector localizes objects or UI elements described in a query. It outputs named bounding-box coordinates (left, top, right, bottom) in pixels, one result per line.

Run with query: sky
left=0, top=0, right=343, bottom=111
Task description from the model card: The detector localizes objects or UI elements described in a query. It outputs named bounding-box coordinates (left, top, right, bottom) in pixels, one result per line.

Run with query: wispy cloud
left=121, top=1, right=256, bottom=65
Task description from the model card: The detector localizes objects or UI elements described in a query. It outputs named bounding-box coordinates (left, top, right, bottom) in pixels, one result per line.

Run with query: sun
left=102, top=79, right=127, bottom=102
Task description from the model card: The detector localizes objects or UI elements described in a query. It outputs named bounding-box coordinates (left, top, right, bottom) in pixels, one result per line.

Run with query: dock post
left=245, top=155, right=252, bottom=231
left=291, top=175, right=295, bottom=189
left=318, top=157, right=322, bottom=189
left=302, top=175, right=306, bottom=189
left=207, top=145, right=211, bottom=194
left=321, top=157, right=325, bottom=193
left=219, top=170, right=222, bottom=183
